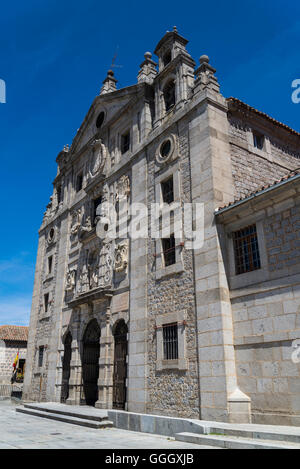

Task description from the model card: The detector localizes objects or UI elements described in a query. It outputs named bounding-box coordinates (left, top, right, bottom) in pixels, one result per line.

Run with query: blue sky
left=0, top=0, right=299, bottom=326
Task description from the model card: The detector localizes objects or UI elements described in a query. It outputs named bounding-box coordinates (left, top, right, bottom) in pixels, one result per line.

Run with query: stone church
left=23, top=28, right=300, bottom=426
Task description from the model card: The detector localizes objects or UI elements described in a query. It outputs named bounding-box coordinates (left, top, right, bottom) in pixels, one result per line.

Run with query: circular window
left=49, top=228, right=55, bottom=240
left=96, top=111, right=105, bottom=129
left=155, top=134, right=176, bottom=165
left=160, top=139, right=171, bottom=158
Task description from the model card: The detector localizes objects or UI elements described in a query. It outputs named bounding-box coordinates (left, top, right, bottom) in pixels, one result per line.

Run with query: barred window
left=162, top=234, right=176, bottom=266
left=233, top=224, right=261, bottom=275
left=163, top=323, right=178, bottom=360
left=38, top=346, right=44, bottom=367
left=161, top=177, right=174, bottom=204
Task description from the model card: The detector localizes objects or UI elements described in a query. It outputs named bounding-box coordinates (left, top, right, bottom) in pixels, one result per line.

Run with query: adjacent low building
left=0, top=325, right=28, bottom=385
left=23, top=28, right=300, bottom=425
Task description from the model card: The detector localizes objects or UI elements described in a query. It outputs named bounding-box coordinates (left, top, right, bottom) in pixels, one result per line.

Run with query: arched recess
left=61, top=331, right=72, bottom=403
left=112, top=320, right=128, bottom=410
left=82, top=319, right=100, bottom=406
left=163, top=79, right=176, bottom=112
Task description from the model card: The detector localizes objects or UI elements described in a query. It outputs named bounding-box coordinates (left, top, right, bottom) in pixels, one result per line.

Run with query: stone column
left=189, top=85, right=251, bottom=423
left=96, top=305, right=114, bottom=409
left=66, top=308, right=82, bottom=405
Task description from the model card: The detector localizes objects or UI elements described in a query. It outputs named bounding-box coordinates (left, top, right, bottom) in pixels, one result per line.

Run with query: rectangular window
left=57, top=185, right=62, bottom=204
left=233, top=224, right=261, bottom=275
left=48, top=256, right=53, bottom=274
left=76, top=173, right=83, bottom=192
left=163, top=323, right=178, bottom=360
left=162, top=234, right=176, bottom=267
left=161, top=177, right=174, bottom=204
left=44, top=293, right=49, bottom=313
left=38, top=347, right=44, bottom=367
left=121, top=132, right=130, bottom=154
left=253, top=132, right=264, bottom=150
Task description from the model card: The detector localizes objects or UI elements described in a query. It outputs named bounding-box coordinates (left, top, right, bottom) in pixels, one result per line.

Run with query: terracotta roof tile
left=0, top=325, right=28, bottom=342
left=227, top=97, right=300, bottom=138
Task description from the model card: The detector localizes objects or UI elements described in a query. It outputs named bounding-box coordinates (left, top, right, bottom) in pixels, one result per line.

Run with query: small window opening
left=253, top=132, right=264, bottom=150
left=163, top=50, right=172, bottom=67
left=38, top=346, right=44, bottom=367
left=163, top=80, right=175, bottom=112
left=44, top=293, right=49, bottom=313
left=121, top=132, right=130, bottom=154
left=48, top=256, right=53, bottom=274
left=76, top=173, right=83, bottom=192
left=162, top=234, right=176, bottom=266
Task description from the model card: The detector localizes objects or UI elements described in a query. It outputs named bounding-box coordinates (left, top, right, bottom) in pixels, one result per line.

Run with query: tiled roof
left=216, top=169, right=300, bottom=214
left=0, top=325, right=29, bottom=342
left=227, top=97, right=300, bottom=138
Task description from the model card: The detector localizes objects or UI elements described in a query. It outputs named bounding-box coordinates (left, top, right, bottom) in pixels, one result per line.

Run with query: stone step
left=208, top=423, right=300, bottom=444
left=16, top=407, right=113, bottom=429
left=23, top=403, right=109, bottom=422
left=175, top=432, right=300, bottom=450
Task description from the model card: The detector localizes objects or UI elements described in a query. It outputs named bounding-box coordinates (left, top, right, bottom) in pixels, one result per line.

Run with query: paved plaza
left=0, top=401, right=208, bottom=449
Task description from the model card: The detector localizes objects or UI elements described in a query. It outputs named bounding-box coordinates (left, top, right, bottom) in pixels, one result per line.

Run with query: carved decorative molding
left=89, top=139, right=107, bottom=179
left=65, top=269, right=76, bottom=292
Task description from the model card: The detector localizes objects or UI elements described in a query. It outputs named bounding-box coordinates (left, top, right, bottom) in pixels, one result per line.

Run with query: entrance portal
left=113, top=320, right=128, bottom=409
left=82, top=319, right=100, bottom=406
left=61, top=332, right=72, bottom=403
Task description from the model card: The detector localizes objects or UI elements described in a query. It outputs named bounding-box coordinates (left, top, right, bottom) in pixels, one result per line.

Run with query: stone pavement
left=0, top=401, right=212, bottom=449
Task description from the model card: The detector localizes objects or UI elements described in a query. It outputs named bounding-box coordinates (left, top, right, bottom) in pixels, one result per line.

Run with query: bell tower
left=152, top=27, right=196, bottom=127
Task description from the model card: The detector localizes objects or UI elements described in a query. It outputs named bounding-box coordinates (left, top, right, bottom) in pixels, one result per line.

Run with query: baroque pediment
left=70, top=88, right=140, bottom=155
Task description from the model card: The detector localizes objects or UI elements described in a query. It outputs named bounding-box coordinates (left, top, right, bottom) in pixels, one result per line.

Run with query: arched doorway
left=82, top=319, right=100, bottom=406
left=61, top=332, right=72, bottom=403
left=113, top=320, right=128, bottom=409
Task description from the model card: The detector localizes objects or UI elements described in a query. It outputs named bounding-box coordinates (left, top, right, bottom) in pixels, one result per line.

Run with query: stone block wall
left=145, top=119, right=200, bottom=419
left=228, top=118, right=300, bottom=200
left=231, top=199, right=300, bottom=424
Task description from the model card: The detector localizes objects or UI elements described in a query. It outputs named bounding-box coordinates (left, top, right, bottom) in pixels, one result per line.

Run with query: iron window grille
left=162, top=234, right=176, bottom=266
left=38, top=346, right=44, bottom=367
left=163, top=80, right=175, bottom=112
left=163, top=323, right=178, bottom=360
left=233, top=224, right=261, bottom=275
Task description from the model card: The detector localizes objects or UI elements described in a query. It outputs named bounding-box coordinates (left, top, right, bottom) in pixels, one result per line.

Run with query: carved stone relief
left=89, top=139, right=107, bottom=179
left=70, top=208, right=82, bottom=236
left=65, top=269, right=76, bottom=292
left=114, top=241, right=129, bottom=273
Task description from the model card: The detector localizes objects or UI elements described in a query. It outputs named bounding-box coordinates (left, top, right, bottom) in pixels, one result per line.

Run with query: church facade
left=23, top=28, right=300, bottom=426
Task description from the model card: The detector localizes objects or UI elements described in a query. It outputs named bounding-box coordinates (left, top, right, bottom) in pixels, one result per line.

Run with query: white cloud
left=0, top=295, right=31, bottom=326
